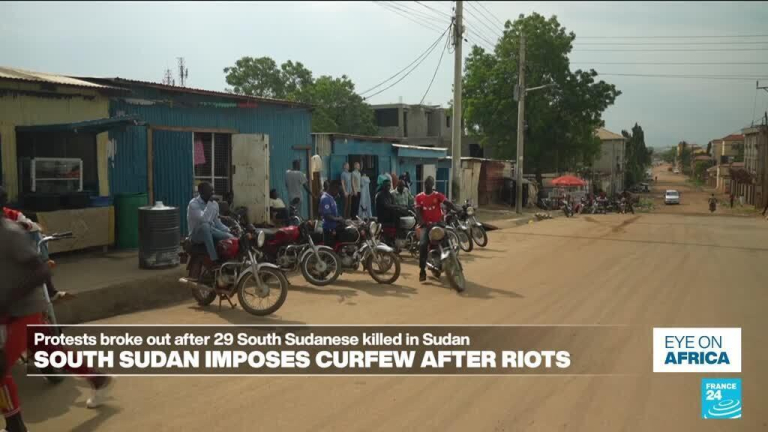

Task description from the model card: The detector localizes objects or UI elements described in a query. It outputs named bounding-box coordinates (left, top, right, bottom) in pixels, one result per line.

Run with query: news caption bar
left=27, top=325, right=636, bottom=376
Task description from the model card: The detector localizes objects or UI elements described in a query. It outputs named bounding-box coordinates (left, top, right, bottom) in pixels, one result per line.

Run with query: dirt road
left=17, top=170, right=768, bottom=431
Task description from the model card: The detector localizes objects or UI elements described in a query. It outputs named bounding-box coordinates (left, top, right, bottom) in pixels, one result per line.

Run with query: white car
left=665, top=190, right=680, bottom=205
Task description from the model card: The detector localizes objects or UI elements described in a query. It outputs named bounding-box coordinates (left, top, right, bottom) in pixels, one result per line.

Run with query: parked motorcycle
left=424, top=224, right=466, bottom=292
left=178, top=220, right=288, bottom=316
left=459, top=199, right=487, bottom=248
left=381, top=209, right=419, bottom=256
left=255, top=201, right=342, bottom=287
left=444, top=208, right=474, bottom=253
left=328, top=218, right=401, bottom=284
left=560, top=198, right=574, bottom=217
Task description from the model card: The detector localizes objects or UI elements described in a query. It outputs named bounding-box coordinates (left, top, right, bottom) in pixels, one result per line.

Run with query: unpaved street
left=17, top=173, right=768, bottom=432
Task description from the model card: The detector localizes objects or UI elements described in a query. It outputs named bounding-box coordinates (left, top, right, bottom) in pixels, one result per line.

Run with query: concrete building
left=592, top=127, right=626, bottom=195
left=742, top=125, right=768, bottom=209
left=710, top=134, right=744, bottom=191
left=370, top=103, right=490, bottom=158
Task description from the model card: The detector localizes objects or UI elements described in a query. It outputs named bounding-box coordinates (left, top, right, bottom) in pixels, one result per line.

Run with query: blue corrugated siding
left=109, top=126, right=148, bottom=195
left=109, top=94, right=311, bottom=227
left=153, top=130, right=194, bottom=235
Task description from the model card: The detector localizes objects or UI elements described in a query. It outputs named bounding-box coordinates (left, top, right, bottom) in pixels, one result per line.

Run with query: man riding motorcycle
left=375, top=175, right=408, bottom=228
left=187, top=182, right=233, bottom=268
left=415, top=176, right=458, bottom=283
left=708, top=194, right=718, bottom=212
left=0, top=219, right=113, bottom=432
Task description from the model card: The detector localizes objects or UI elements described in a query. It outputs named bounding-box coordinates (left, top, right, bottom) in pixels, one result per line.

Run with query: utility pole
left=450, top=0, right=464, bottom=202
left=515, top=34, right=526, bottom=214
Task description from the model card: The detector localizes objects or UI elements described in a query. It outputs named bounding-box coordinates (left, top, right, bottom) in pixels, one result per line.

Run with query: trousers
left=190, top=224, right=233, bottom=261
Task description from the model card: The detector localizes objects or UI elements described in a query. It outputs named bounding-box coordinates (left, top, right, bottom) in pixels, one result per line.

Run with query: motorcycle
left=459, top=199, right=487, bottom=248
left=328, top=218, right=401, bottom=284
left=709, top=199, right=717, bottom=213
left=380, top=208, right=419, bottom=256
left=21, top=231, right=74, bottom=384
left=178, top=219, right=288, bottom=316
left=444, top=208, right=474, bottom=253
left=424, top=224, right=466, bottom=292
left=560, top=198, right=574, bottom=218
left=254, top=201, right=342, bottom=287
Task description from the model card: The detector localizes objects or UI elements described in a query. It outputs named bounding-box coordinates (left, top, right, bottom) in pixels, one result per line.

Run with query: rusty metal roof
left=0, top=66, right=125, bottom=90
left=85, top=77, right=312, bottom=108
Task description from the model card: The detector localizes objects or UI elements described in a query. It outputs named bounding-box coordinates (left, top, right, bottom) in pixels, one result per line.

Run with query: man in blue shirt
left=187, top=182, right=233, bottom=265
left=319, top=180, right=344, bottom=246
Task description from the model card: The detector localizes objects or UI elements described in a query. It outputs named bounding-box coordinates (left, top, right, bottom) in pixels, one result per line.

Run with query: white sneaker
left=86, top=376, right=115, bottom=408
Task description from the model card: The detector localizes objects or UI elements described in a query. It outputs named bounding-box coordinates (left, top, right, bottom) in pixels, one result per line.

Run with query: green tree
left=224, top=56, right=376, bottom=135
left=679, top=141, right=692, bottom=175
left=622, top=123, right=652, bottom=187
left=462, top=13, right=621, bottom=184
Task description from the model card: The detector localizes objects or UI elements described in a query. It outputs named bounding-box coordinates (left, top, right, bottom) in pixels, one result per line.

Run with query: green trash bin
left=115, top=193, right=148, bottom=249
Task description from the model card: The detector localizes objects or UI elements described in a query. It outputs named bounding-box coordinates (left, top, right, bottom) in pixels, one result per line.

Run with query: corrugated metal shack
left=0, top=67, right=136, bottom=252
left=89, top=78, right=313, bottom=234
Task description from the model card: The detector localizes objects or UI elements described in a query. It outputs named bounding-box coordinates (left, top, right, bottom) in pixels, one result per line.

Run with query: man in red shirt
left=414, top=176, right=457, bottom=282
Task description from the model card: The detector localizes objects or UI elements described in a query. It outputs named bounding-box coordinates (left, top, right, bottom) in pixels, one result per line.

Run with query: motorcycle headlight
left=257, top=230, right=265, bottom=248
left=429, top=226, right=446, bottom=242
left=466, top=206, right=475, bottom=216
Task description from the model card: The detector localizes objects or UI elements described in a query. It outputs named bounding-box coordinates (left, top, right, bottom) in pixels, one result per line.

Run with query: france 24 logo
left=702, top=378, right=741, bottom=419
left=652, top=328, right=741, bottom=373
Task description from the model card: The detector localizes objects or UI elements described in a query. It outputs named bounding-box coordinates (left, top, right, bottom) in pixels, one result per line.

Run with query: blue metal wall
left=108, top=90, right=311, bottom=230
left=153, top=130, right=194, bottom=234
left=109, top=125, right=148, bottom=195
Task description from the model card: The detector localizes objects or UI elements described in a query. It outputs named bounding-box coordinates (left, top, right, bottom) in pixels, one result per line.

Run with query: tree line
left=223, top=13, right=653, bottom=186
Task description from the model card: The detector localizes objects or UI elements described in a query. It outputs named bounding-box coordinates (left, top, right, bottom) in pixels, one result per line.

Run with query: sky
left=2, top=1, right=768, bottom=148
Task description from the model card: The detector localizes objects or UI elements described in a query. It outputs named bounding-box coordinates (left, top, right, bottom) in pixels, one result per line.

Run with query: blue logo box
left=701, top=378, right=742, bottom=419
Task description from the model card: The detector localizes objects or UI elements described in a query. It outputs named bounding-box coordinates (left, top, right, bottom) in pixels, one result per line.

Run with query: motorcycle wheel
left=406, top=232, right=419, bottom=259
left=365, top=251, right=401, bottom=284
left=190, top=264, right=217, bottom=306
left=300, top=249, right=342, bottom=286
left=457, top=229, right=473, bottom=253
left=445, top=254, right=466, bottom=292
left=446, top=231, right=461, bottom=256
left=237, top=267, right=288, bottom=316
left=470, top=225, right=488, bottom=247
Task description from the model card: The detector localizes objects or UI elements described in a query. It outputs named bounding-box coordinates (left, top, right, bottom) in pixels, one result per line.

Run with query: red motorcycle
left=254, top=206, right=342, bottom=287
left=178, top=220, right=288, bottom=316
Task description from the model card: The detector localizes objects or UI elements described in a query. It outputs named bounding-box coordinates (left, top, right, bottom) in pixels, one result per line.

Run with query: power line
left=574, top=48, right=768, bottom=52
left=476, top=1, right=506, bottom=31
left=420, top=32, right=451, bottom=105
left=414, top=1, right=452, bottom=19
left=577, top=34, right=768, bottom=39
left=466, top=3, right=501, bottom=45
left=360, top=23, right=449, bottom=96
left=385, top=1, right=451, bottom=25
left=373, top=1, right=446, bottom=33
left=464, top=2, right=503, bottom=39
left=362, top=26, right=450, bottom=100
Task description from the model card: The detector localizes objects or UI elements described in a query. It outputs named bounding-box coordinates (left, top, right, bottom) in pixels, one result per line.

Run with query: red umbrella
left=551, top=175, right=586, bottom=187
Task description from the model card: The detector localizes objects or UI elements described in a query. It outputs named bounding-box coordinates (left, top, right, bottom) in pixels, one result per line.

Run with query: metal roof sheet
left=87, top=77, right=312, bottom=108
left=0, top=66, right=124, bottom=90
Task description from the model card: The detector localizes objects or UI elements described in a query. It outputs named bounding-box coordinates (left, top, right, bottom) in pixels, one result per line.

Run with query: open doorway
left=347, top=154, right=378, bottom=215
